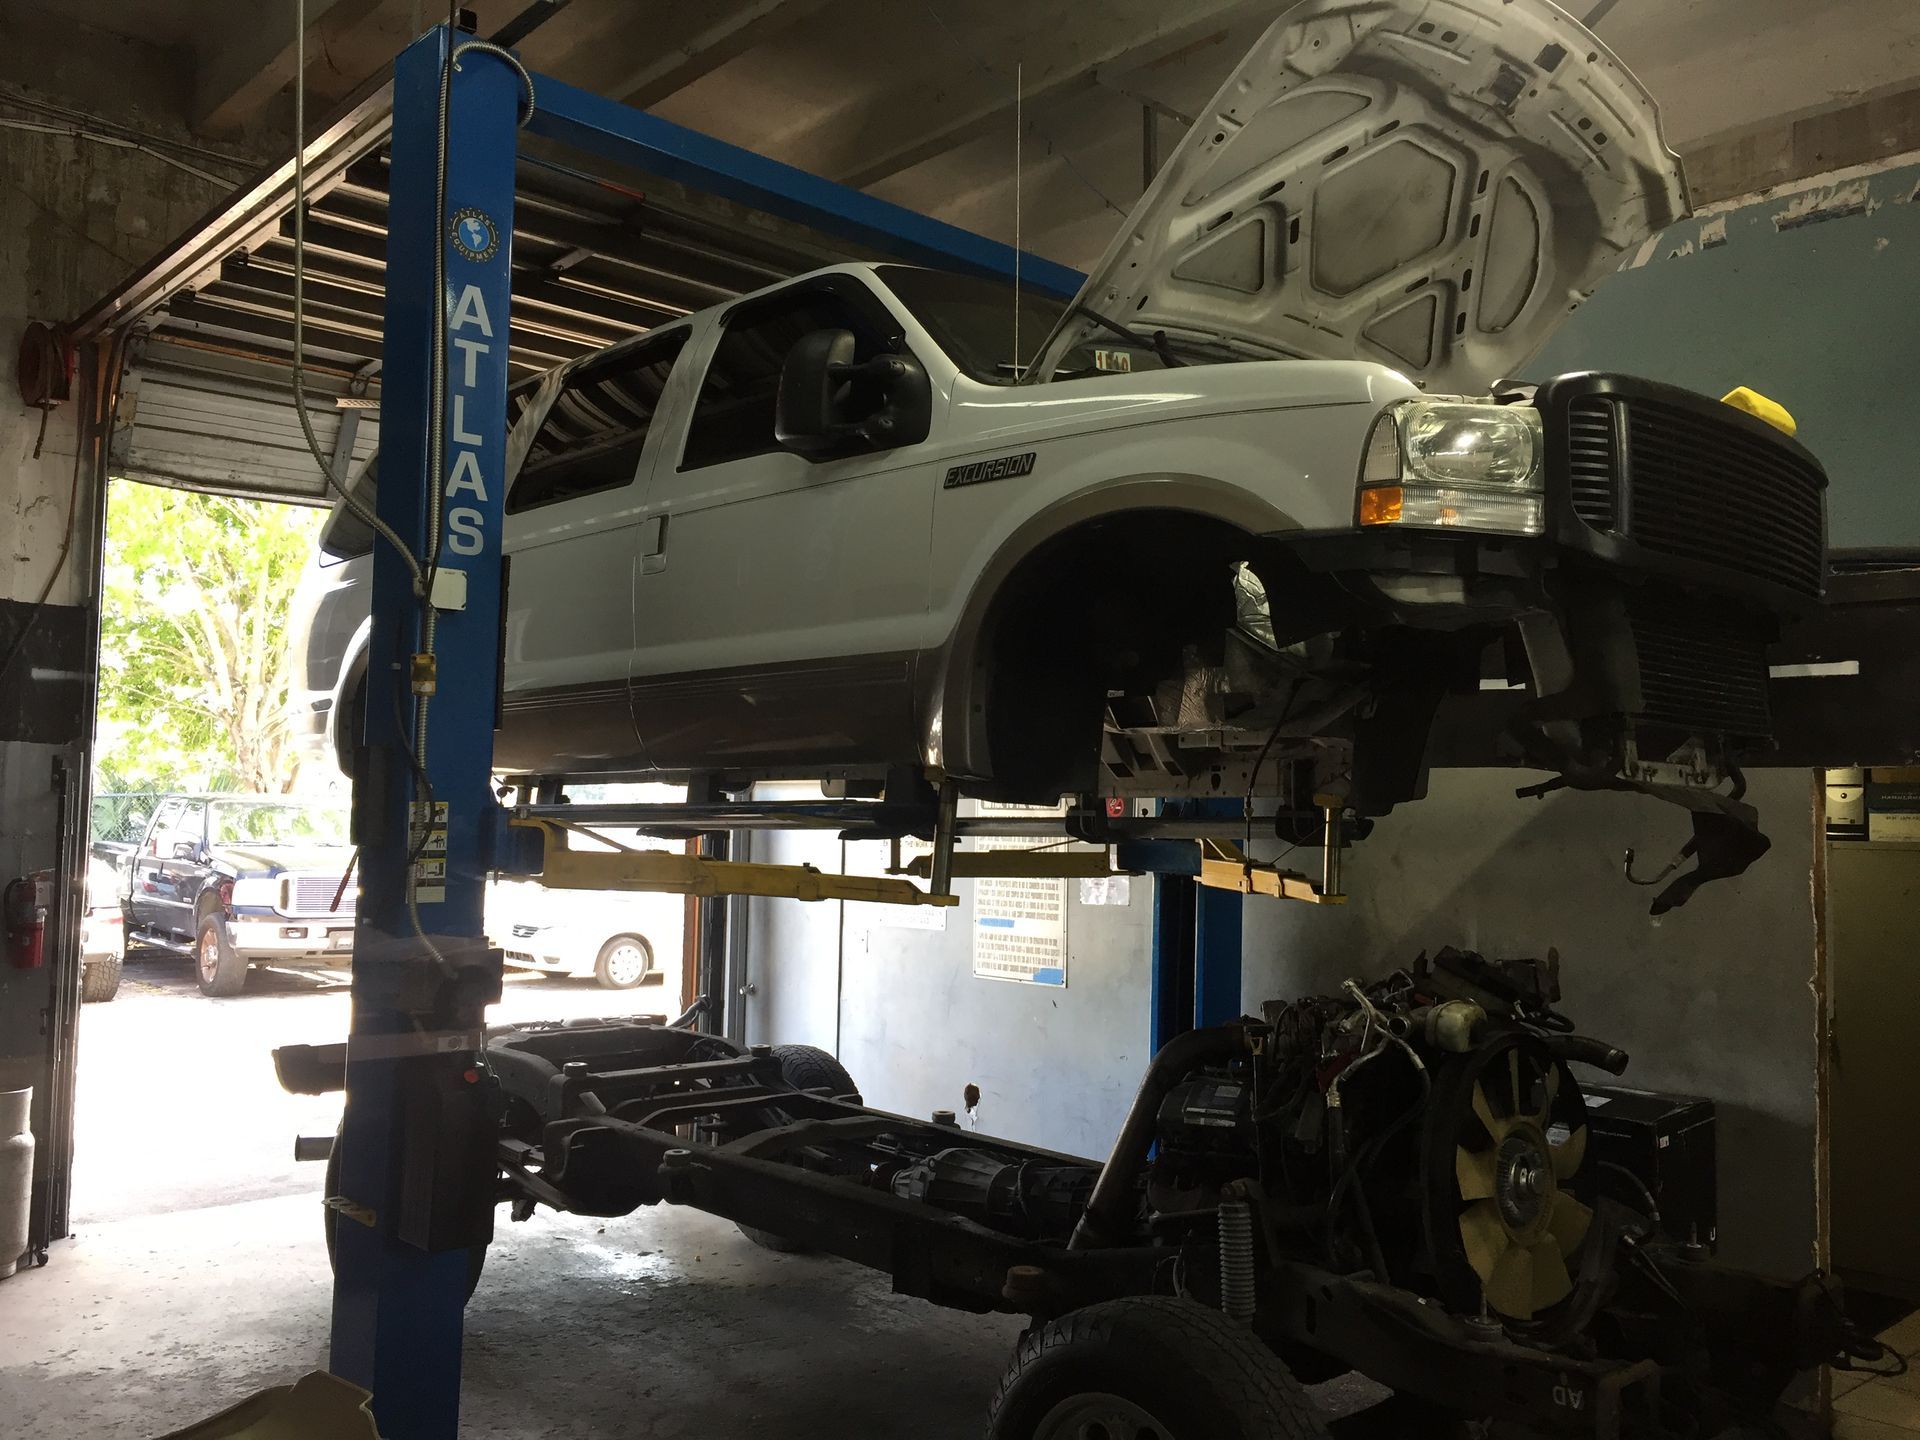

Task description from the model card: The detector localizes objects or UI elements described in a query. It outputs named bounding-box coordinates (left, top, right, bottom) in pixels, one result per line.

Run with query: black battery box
left=1579, top=1084, right=1717, bottom=1251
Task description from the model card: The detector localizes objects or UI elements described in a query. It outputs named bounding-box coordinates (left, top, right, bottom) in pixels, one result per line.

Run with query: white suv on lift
left=292, top=0, right=1827, bottom=907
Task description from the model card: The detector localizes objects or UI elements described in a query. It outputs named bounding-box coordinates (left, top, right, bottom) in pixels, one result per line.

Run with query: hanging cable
left=292, top=0, right=426, bottom=599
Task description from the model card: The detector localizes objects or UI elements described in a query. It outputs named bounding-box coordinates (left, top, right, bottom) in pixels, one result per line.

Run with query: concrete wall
left=746, top=772, right=1818, bottom=1279
left=1530, top=155, right=1920, bottom=550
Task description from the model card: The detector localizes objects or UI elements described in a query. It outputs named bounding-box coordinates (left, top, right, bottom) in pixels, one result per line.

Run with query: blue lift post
left=332, top=27, right=519, bottom=1438
left=1142, top=800, right=1245, bottom=1052
left=330, top=25, right=1089, bottom=1440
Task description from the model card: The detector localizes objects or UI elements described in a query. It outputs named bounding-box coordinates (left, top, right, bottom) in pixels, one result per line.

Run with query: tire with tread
left=986, top=1295, right=1328, bottom=1440
left=195, top=915, right=249, bottom=997
left=81, top=954, right=123, bottom=1003
left=768, top=1043, right=859, bottom=1101
left=737, top=1045, right=861, bottom=1253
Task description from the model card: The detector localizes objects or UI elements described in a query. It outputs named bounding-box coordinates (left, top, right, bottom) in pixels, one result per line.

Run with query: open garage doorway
left=71, top=477, right=691, bottom=1236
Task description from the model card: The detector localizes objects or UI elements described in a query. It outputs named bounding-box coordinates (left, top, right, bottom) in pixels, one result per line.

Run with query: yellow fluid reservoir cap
left=1721, top=386, right=1797, bottom=436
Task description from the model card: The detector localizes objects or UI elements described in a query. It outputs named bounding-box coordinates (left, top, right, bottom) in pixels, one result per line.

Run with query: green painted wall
left=1529, top=160, right=1920, bottom=550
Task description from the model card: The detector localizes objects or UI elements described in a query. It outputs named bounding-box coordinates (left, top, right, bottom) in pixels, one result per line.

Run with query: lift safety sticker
left=972, top=801, right=1068, bottom=988
left=411, top=801, right=449, bottom=903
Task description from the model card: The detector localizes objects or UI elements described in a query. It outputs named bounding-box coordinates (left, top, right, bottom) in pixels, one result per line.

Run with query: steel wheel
left=1034, top=1394, right=1171, bottom=1440
left=594, top=934, right=652, bottom=990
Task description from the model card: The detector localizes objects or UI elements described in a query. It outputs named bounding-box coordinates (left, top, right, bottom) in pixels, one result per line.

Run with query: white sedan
left=487, top=878, right=684, bottom=990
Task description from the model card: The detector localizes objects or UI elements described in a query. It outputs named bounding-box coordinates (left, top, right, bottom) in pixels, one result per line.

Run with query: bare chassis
left=278, top=1015, right=1845, bottom=1440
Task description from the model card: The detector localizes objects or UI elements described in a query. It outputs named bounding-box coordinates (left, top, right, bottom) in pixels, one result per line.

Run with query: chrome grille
left=1565, top=397, right=1618, bottom=530
left=287, top=872, right=356, bottom=916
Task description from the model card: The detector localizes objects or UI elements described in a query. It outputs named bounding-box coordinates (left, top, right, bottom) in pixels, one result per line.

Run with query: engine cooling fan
left=1426, top=1036, right=1594, bottom=1322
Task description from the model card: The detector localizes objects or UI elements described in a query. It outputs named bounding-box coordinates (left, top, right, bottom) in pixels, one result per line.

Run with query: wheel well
left=334, top=652, right=368, bottom=779
left=968, top=512, right=1322, bottom=801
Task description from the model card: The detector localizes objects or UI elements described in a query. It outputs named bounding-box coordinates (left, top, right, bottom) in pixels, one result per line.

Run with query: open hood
left=1036, top=0, right=1686, bottom=393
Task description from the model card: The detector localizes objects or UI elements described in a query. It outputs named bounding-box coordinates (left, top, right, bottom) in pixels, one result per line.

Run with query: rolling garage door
left=108, top=334, right=379, bottom=505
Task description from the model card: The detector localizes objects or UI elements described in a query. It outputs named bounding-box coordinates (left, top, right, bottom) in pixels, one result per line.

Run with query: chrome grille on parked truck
left=286, top=873, right=354, bottom=916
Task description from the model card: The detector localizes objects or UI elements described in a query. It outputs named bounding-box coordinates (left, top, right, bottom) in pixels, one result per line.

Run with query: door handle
left=639, top=514, right=668, bottom=575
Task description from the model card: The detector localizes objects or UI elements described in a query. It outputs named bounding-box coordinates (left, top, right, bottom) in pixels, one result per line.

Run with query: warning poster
left=971, top=802, right=1067, bottom=987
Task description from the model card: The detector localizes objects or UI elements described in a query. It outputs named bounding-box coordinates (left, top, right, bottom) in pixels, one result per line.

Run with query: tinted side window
left=681, top=287, right=892, bottom=471
left=147, top=799, right=184, bottom=851
left=508, top=330, right=689, bottom=515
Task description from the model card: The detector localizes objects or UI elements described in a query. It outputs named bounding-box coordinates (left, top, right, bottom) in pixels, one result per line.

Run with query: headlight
left=1358, top=399, right=1545, bottom=536
left=229, top=877, right=278, bottom=908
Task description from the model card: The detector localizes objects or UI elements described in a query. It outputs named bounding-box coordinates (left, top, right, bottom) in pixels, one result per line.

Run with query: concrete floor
left=0, top=954, right=1030, bottom=1438
left=0, top=1194, right=1027, bottom=1438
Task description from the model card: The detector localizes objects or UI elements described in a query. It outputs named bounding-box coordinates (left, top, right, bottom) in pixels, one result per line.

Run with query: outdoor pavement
left=70, top=950, right=677, bottom=1226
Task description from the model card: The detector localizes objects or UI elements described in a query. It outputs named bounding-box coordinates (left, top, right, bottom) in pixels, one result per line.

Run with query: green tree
left=95, top=481, right=324, bottom=795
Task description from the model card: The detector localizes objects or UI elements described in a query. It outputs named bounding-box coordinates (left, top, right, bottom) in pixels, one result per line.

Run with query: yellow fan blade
left=1456, top=1144, right=1498, bottom=1201
left=1471, top=1080, right=1506, bottom=1142
left=1550, top=1124, right=1587, bottom=1181
left=1486, top=1239, right=1538, bottom=1319
left=1547, top=1192, right=1593, bottom=1257
left=1528, top=1238, right=1573, bottom=1312
left=1459, top=1198, right=1511, bottom=1281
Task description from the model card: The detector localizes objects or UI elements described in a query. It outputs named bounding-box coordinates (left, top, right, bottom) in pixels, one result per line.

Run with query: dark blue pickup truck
left=120, top=794, right=358, bottom=996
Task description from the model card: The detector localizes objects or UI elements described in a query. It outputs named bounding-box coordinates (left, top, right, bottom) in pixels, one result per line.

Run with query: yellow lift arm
left=508, top=816, right=959, bottom=908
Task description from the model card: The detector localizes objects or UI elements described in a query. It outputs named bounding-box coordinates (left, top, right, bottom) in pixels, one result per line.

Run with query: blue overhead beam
left=523, top=72, right=1088, bottom=300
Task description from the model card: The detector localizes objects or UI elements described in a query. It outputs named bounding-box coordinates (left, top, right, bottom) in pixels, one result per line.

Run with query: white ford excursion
left=295, top=0, right=1826, bottom=906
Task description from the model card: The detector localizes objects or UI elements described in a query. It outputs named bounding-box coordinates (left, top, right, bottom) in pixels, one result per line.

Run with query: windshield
left=209, top=802, right=349, bottom=847
left=877, top=265, right=1069, bottom=384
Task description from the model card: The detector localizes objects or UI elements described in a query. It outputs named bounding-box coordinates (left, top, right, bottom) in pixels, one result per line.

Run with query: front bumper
left=1289, top=374, right=1828, bottom=911
left=81, top=908, right=124, bottom=965
left=227, top=912, right=355, bottom=966
left=1296, top=372, right=1828, bottom=768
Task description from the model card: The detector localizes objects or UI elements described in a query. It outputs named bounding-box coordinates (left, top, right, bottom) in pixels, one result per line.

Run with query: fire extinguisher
left=4, top=871, right=52, bottom=969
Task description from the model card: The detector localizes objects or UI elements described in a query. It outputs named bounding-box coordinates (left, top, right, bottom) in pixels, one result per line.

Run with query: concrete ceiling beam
left=192, top=0, right=395, bottom=139
left=797, top=0, right=1271, bottom=191
left=606, top=0, right=837, bottom=110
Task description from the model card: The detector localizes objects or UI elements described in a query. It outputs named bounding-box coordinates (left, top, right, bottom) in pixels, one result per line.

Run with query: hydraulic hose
left=1069, top=1023, right=1248, bottom=1250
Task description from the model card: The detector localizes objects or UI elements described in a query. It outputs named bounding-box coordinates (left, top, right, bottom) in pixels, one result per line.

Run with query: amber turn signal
left=1358, top=486, right=1404, bottom=526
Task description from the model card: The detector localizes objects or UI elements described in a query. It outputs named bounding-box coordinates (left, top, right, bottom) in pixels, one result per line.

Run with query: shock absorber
left=1218, top=1193, right=1256, bottom=1323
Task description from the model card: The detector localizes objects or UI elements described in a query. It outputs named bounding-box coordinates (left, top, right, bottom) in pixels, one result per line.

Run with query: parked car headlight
left=229, top=877, right=278, bottom=909
left=1358, top=399, right=1545, bottom=536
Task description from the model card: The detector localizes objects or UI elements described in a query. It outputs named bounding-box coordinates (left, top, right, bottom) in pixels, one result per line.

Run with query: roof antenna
left=1012, top=60, right=1023, bottom=380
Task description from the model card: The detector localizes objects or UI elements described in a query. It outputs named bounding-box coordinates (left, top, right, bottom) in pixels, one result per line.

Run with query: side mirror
left=172, top=842, right=199, bottom=861
left=776, top=328, right=931, bottom=457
